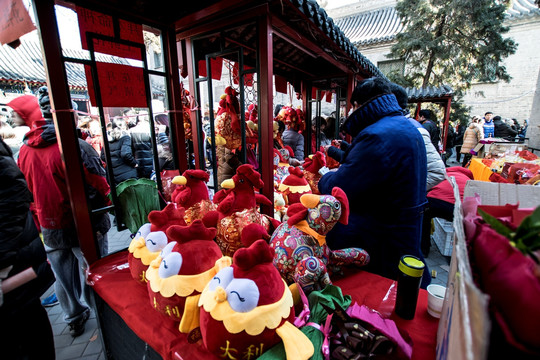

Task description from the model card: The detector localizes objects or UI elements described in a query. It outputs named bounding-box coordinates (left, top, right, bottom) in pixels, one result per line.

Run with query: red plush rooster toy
left=128, top=203, right=186, bottom=285
left=214, top=86, right=242, bottom=150
left=302, top=151, right=326, bottom=194
left=278, top=166, right=312, bottom=205
left=210, top=164, right=272, bottom=256
left=198, top=238, right=314, bottom=359
left=171, top=169, right=216, bottom=224
left=145, top=220, right=231, bottom=332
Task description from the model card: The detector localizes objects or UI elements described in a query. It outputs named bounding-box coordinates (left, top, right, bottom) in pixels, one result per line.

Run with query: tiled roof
left=0, top=40, right=129, bottom=89
left=333, top=0, right=539, bottom=46
left=506, top=0, right=540, bottom=18
left=290, top=0, right=386, bottom=78
left=334, top=7, right=402, bottom=46
left=406, top=84, right=453, bottom=102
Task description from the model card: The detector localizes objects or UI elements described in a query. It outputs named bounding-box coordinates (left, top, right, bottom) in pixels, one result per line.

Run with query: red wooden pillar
left=258, top=12, right=274, bottom=217
left=163, top=27, right=188, bottom=171
left=32, top=0, right=98, bottom=263
left=441, top=97, right=452, bottom=153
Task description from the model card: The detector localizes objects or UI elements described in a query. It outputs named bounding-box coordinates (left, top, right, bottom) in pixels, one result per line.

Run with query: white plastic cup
left=427, top=284, right=446, bottom=318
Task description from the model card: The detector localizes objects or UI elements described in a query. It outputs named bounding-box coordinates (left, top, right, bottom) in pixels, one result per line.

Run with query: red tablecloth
left=89, top=251, right=438, bottom=360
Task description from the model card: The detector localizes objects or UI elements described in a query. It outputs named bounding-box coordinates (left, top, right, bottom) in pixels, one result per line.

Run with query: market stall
left=21, top=1, right=450, bottom=359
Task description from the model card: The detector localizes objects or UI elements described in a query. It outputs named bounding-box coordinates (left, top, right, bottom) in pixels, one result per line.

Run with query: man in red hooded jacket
left=17, top=87, right=111, bottom=337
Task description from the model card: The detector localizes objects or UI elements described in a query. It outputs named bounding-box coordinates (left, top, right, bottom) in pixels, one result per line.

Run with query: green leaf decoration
left=478, top=208, right=513, bottom=239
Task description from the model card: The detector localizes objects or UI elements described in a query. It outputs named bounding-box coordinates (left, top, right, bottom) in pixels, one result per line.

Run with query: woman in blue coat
left=318, top=77, right=430, bottom=288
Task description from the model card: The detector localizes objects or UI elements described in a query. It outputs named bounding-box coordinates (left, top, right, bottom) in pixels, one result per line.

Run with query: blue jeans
left=43, top=229, right=108, bottom=324
left=45, top=245, right=91, bottom=324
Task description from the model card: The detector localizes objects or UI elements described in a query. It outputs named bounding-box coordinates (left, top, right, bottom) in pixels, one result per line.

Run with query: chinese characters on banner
left=0, top=0, right=35, bottom=46
left=76, top=6, right=143, bottom=60
left=86, top=63, right=147, bottom=108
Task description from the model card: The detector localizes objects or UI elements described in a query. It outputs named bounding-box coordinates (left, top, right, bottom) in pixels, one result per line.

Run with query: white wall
left=461, top=17, right=540, bottom=122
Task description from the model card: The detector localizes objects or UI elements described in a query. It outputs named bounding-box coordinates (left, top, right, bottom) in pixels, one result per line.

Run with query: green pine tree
left=388, top=0, right=517, bottom=97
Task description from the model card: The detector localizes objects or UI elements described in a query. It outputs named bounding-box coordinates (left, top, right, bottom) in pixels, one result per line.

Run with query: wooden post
left=32, top=0, right=98, bottom=263
left=258, top=11, right=274, bottom=217
left=163, top=27, right=188, bottom=171
left=442, top=97, right=452, bottom=153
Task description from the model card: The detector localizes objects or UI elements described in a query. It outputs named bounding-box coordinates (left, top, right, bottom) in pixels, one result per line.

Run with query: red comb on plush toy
left=198, top=239, right=314, bottom=359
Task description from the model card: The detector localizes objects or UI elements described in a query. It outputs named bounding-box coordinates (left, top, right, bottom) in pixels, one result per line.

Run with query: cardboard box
left=463, top=180, right=540, bottom=208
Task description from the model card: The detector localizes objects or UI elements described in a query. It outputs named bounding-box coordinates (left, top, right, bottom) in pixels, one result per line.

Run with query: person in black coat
left=0, top=138, right=56, bottom=359
left=101, top=118, right=137, bottom=185
left=418, top=109, right=440, bottom=152
left=454, top=121, right=466, bottom=163
left=493, top=115, right=518, bottom=140
left=130, top=115, right=154, bottom=178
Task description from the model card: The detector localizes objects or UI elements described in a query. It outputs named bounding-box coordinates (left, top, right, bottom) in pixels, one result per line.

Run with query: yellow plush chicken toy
left=198, top=234, right=314, bottom=359
left=127, top=204, right=186, bottom=284
left=145, top=220, right=231, bottom=333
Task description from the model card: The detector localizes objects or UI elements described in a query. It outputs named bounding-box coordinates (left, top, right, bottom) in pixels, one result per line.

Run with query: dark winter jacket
left=420, top=119, right=440, bottom=151
left=0, top=138, right=55, bottom=313
left=130, top=123, right=154, bottom=178
left=318, top=94, right=430, bottom=288
left=282, top=128, right=304, bottom=161
left=17, top=119, right=111, bottom=248
left=101, top=131, right=137, bottom=185
left=454, top=124, right=466, bottom=146
left=493, top=118, right=518, bottom=140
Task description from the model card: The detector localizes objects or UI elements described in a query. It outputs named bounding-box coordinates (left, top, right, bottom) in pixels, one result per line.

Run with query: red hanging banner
left=198, top=57, right=223, bottom=80
left=232, top=63, right=254, bottom=86
left=275, top=75, right=287, bottom=94
left=0, top=0, right=36, bottom=45
left=325, top=90, right=333, bottom=103
left=86, top=63, right=147, bottom=108
left=77, top=6, right=143, bottom=60
left=312, top=87, right=319, bottom=100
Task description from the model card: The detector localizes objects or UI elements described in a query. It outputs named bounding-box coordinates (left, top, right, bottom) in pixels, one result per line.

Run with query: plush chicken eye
left=226, top=278, right=259, bottom=313
left=159, top=252, right=182, bottom=278
left=160, top=241, right=177, bottom=258
left=136, top=223, right=151, bottom=239
left=145, top=231, right=168, bottom=253
left=208, top=267, right=234, bottom=291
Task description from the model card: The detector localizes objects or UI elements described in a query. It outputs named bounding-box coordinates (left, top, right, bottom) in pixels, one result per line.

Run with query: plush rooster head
left=148, top=203, right=186, bottom=232
left=221, top=164, right=264, bottom=191
left=286, top=187, right=349, bottom=235
left=278, top=167, right=312, bottom=205
left=145, top=220, right=229, bottom=327
left=303, top=151, right=326, bottom=173
left=171, top=170, right=210, bottom=209
left=159, top=220, right=221, bottom=277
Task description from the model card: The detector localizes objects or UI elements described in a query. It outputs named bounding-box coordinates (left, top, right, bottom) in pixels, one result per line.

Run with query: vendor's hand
left=322, top=144, right=331, bottom=153
left=289, top=158, right=303, bottom=167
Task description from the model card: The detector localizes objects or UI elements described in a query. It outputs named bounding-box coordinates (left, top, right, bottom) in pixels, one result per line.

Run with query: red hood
left=7, top=95, right=42, bottom=127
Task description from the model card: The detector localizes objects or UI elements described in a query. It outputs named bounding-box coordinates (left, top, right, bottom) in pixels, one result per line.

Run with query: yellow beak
left=172, top=175, right=187, bottom=185
left=215, top=286, right=227, bottom=303
left=221, top=178, right=235, bottom=189
left=300, top=194, right=320, bottom=209
left=308, top=154, right=313, bottom=159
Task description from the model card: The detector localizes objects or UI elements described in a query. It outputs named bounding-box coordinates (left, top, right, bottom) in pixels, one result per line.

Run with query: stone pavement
left=41, top=215, right=132, bottom=360
left=44, top=213, right=452, bottom=359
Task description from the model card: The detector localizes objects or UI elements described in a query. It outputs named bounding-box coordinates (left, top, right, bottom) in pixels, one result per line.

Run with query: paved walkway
left=44, top=206, right=453, bottom=359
